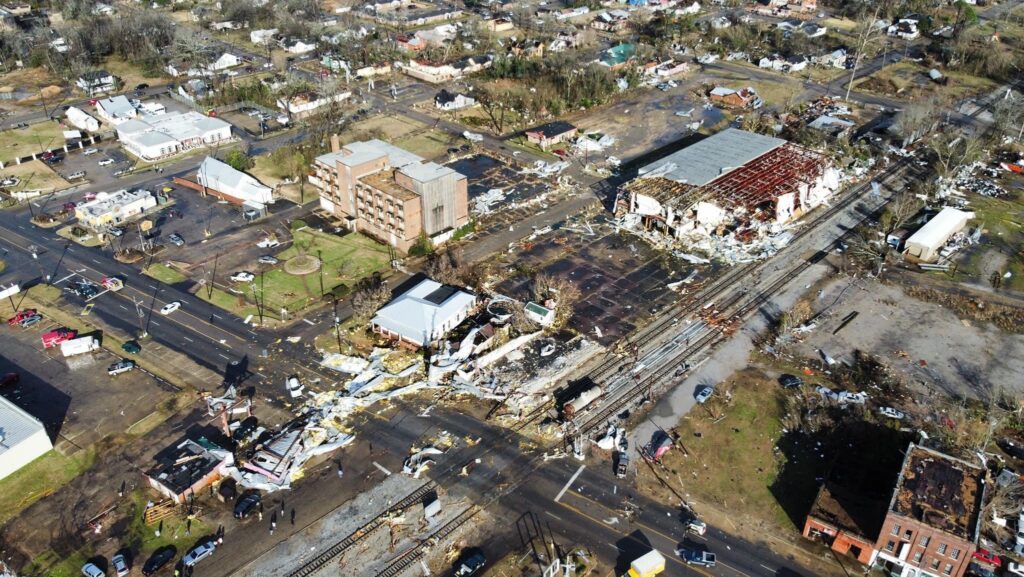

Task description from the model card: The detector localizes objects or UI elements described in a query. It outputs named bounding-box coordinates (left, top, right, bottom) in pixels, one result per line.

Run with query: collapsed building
left=618, top=128, right=840, bottom=261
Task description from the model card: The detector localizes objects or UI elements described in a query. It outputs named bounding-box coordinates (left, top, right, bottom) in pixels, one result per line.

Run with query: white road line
left=183, top=336, right=194, bottom=342
left=372, top=462, right=393, bottom=476
left=302, top=318, right=316, bottom=326
left=218, top=353, right=231, bottom=360
left=150, top=320, right=160, bottom=326
left=213, top=314, right=223, bottom=319
left=91, top=258, right=101, bottom=264
left=118, top=304, right=128, bottom=310
left=544, top=511, right=563, bottom=521
left=554, top=465, right=585, bottom=503
left=759, top=564, right=773, bottom=572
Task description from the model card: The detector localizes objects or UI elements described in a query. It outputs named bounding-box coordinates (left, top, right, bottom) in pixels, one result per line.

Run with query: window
left=921, top=536, right=931, bottom=547
left=943, top=564, right=953, bottom=575
left=885, top=541, right=895, bottom=552
left=913, top=552, right=923, bottom=563
left=950, top=549, right=960, bottom=560
left=904, top=529, right=913, bottom=540
left=930, top=559, right=940, bottom=570
left=891, top=525, right=901, bottom=536
left=937, top=544, right=947, bottom=555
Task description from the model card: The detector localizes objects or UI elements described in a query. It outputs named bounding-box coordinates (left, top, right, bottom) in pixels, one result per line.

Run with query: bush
left=290, top=219, right=308, bottom=231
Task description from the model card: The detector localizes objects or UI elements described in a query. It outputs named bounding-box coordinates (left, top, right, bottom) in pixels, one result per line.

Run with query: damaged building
left=618, top=128, right=840, bottom=260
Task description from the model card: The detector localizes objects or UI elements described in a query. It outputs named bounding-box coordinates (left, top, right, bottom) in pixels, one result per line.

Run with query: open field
left=0, top=448, right=97, bottom=527
left=143, top=262, right=188, bottom=284
left=855, top=60, right=997, bottom=101
left=0, top=124, right=70, bottom=162
left=0, top=159, right=71, bottom=194
left=249, top=153, right=313, bottom=205
left=954, top=184, right=1024, bottom=292
left=101, top=57, right=166, bottom=92
left=399, top=129, right=464, bottom=161
left=346, top=114, right=427, bottom=141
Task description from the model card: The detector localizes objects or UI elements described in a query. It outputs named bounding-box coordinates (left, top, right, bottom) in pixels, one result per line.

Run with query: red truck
left=7, top=308, right=37, bottom=326
left=42, top=328, right=77, bottom=348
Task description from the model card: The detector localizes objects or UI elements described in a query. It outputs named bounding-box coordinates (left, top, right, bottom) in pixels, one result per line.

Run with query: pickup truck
left=677, top=548, right=716, bottom=567
left=42, top=328, right=77, bottom=348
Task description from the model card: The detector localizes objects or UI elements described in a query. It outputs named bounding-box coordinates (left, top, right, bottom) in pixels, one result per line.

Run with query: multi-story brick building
left=873, top=444, right=985, bottom=577
left=311, top=137, right=469, bottom=252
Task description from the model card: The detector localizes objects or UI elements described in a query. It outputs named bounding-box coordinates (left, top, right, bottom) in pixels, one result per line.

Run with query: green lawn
left=0, top=448, right=96, bottom=526
left=0, top=122, right=67, bottom=162
left=398, top=130, right=464, bottom=161
left=144, top=263, right=188, bottom=285
left=196, top=285, right=266, bottom=320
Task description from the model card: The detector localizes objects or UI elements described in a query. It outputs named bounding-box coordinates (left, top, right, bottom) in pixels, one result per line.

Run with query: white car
left=83, top=148, right=99, bottom=155
left=160, top=301, right=181, bottom=315
left=81, top=563, right=105, bottom=577
left=256, top=238, right=281, bottom=248
left=230, top=271, right=255, bottom=283
left=815, top=385, right=841, bottom=401
left=694, top=385, right=713, bottom=404
left=838, top=391, right=868, bottom=405
left=286, top=376, right=304, bottom=398
left=879, top=407, right=905, bottom=419
left=98, top=158, right=114, bottom=166
left=111, top=553, right=129, bottom=577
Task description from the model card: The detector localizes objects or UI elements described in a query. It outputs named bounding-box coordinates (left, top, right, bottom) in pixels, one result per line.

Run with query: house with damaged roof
left=617, top=128, right=839, bottom=257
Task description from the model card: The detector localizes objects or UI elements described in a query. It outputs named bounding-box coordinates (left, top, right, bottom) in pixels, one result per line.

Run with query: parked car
left=160, top=301, right=181, bottom=315
left=685, top=518, right=707, bottom=535
left=257, top=255, right=279, bottom=265
left=230, top=271, right=255, bottom=283
left=108, top=360, right=136, bottom=376
left=121, top=341, right=141, bottom=354
left=1, top=372, right=19, bottom=388
left=455, top=550, right=487, bottom=577
left=142, top=546, right=176, bottom=576
left=81, top=563, right=106, bottom=577
left=233, top=492, right=262, bottom=519
left=7, top=308, right=38, bottom=325
left=98, top=158, right=114, bottom=166
left=83, top=148, right=99, bottom=155
left=838, top=391, right=868, bottom=405
left=111, top=553, right=129, bottom=577
left=41, top=328, right=76, bottom=348
left=694, top=385, right=713, bottom=404
left=45, top=155, right=63, bottom=165
left=107, top=226, right=124, bottom=237
left=779, top=374, right=802, bottom=388
left=18, top=313, right=43, bottom=328
left=182, top=542, right=216, bottom=567
left=256, top=237, right=281, bottom=248
left=68, top=171, right=86, bottom=180
left=167, top=233, right=185, bottom=247
left=879, top=407, right=905, bottom=419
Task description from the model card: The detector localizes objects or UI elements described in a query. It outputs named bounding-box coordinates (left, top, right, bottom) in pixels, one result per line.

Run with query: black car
left=779, top=374, right=803, bottom=388
left=142, top=546, right=176, bottom=576
left=232, top=416, right=259, bottom=442
left=455, top=550, right=487, bottom=577
left=44, top=154, right=63, bottom=165
left=233, top=492, right=261, bottom=519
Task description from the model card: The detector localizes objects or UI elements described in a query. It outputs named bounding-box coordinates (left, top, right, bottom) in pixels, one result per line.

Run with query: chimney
left=330, top=134, right=340, bottom=153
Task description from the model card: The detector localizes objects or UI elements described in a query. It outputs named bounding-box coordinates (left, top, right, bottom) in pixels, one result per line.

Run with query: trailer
left=563, top=386, right=603, bottom=419
left=61, top=336, right=100, bottom=357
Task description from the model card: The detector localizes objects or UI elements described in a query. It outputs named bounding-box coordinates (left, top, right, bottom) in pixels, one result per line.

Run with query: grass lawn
left=197, top=285, right=266, bottom=320
left=102, top=57, right=167, bottom=92
left=0, top=123, right=70, bottom=162
left=0, top=448, right=97, bottom=526
left=249, top=154, right=314, bottom=206
left=399, top=129, right=464, bottom=161
left=952, top=186, right=1024, bottom=291
left=347, top=115, right=426, bottom=141
left=0, top=159, right=72, bottom=194
left=144, top=262, right=188, bottom=285
left=57, top=225, right=104, bottom=247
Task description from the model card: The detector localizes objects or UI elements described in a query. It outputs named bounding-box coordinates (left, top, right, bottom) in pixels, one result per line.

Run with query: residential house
left=676, top=1, right=701, bottom=15
left=209, top=52, right=242, bottom=71
left=903, top=207, right=975, bottom=263
left=709, top=86, right=761, bottom=108
left=710, top=15, right=731, bottom=29
left=50, top=37, right=69, bottom=53
left=66, top=106, right=100, bottom=132
left=92, top=3, right=114, bottom=15
left=2, top=2, right=31, bottom=16
left=887, top=19, right=920, bottom=40
left=417, top=24, right=457, bottom=46
left=356, top=64, right=392, bottom=78
left=94, top=95, right=138, bottom=125
left=484, top=17, right=514, bottom=32
left=556, top=6, right=588, bottom=20
left=814, top=48, right=847, bottom=69
left=276, top=90, right=351, bottom=120
left=116, top=111, right=232, bottom=160
left=210, top=20, right=242, bottom=31
left=250, top=28, right=278, bottom=44
left=591, top=10, right=630, bottom=32
left=801, top=23, right=827, bottom=37
left=165, top=60, right=208, bottom=78
left=404, top=6, right=463, bottom=26
left=396, top=33, right=427, bottom=51
left=76, top=70, right=116, bottom=96
left=598, top=43, right=635, bottom=70
left=282, top=39, right=316, bottom=54
left=807, top=115, right=855, bottom=136
left=759, top=54, right=786, bottom=71
left=549, top=29, right=583, bottom=52
left=434, top=89, right=476, bottom=111
left=74, top=189, right=158, bottom=229
left=400, top=55, right=492, bottom=83
left=786, top=55, right=809, bottom=72
left=177, top=79, right=214, bottom=103
left=310, top=138, right=470, bottom=252
left=525, top=121, right=578, bottom=150
left=508, top=38, right=544, bottom=59
left=648, top=59, right=689, bottom=78
left=371, top=278, right=478, bottom=347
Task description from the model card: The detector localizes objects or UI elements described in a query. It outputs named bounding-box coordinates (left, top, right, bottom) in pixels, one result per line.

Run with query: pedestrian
left=280, top=500, right=285, bottom=514
left=337, top=463, right=344, bottom=478
left=290, top=509, right=296, bottom=525
left=270, top=521, right=276, bottom=535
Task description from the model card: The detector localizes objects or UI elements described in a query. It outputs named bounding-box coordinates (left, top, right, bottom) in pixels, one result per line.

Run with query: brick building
left=873, top=445, right=985, bottom=577
left=310, top=137, right=469, bottom=252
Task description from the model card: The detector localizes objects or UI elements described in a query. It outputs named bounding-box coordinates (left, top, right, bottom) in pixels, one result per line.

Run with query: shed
left=0, top=396, right=52, bottom=481
left=903, top=207, right=974, bottom=262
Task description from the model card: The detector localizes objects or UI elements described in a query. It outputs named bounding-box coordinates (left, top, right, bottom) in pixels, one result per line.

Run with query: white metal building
left=94, top=95, right=138, bottom=125
left=117, top=111, right=232, bottom=161
left=197, top=156, right=274, bottom=208
left=0, top=396, right=52, bottom=481
left=903, top=207, right=974, bottom=262
left=371, top=278, right=477, bottom=347
left=65, top=106, right=100, bottom=132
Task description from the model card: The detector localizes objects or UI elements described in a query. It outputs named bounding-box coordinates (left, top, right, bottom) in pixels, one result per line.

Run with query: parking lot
left=219, top=106, right=288, bottom=138
left=0, top=305, right=177, bottom=451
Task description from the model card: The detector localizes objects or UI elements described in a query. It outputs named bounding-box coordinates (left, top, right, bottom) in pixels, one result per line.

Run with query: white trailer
left=60, top=336, right=100, bottom=357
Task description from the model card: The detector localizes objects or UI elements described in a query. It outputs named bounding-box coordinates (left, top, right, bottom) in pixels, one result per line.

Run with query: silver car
left=182, top=542, right=216, bottom=567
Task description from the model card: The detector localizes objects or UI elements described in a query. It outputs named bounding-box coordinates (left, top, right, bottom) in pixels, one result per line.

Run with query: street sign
left=81, top=303, right=94, bottom=316
left=139, top=220, right=153, bottom=232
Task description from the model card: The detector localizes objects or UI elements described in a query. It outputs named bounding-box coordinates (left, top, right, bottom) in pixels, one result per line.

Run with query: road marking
left=302, top=318, right=316, bottom=326
left=544, top=511, right=562, bottom=521
left=554, top=465, right=585, bottom=503
left=150, top=320, right=160, bottom=326
left=373, top=462, right=393, bottom=476
left=213, top=314, right=223, bottom=319
left=118, top=304, right=128, bottom=310
left=55, top=273, right=76, bottom=284
left=218, top=353, right=231, bottom=360
left=759, top=564, right=773, bottom=572
left=183, top=336, right=194, bottom=342
left=91, top=258, right=101, bottom=264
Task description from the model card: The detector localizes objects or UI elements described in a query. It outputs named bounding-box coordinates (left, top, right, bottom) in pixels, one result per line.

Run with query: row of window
left=888, top=524, right=961, bottom=560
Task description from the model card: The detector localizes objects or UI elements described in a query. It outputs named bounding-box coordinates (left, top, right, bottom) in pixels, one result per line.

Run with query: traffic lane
left=539, top=459, right=812, bottom=577
left=504, top=470, right=716, bottom=577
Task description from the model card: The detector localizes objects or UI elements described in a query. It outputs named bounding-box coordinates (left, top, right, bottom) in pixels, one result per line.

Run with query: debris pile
left=320, top=348, right=425, bottom=395
left=473, top=188, right=507, bottom=214
left=950, top=163, right=1008, bottom=198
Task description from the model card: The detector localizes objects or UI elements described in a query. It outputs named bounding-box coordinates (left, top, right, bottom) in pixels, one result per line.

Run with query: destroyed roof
left=525, top=121, right=577, bottom=139
left=146, top=438, right=227, bottom=495
left=637, top=128, right=786, bottom=187
left=371, top=278, right=477, bottom=345
left=888, top=444, right=986, bottom=541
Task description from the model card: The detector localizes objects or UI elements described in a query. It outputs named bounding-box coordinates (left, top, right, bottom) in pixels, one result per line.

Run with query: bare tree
left=532, top=273, right=581, bottom=328
left=881, top=191, right=924, bottom=234
left=350, top=281, right=391, bottom=322
left=924, top=131, right=986, bottom=179
left=892, top=97, right=942, bottom=145
left=845, top=226, right=889, bottom=276
left=425, top=251, right=463, bottom=285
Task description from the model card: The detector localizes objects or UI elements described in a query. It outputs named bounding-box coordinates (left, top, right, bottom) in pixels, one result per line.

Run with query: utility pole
left=332, top=297, right=343, bottom=353
left=317, top=249, right=324, bottom=296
